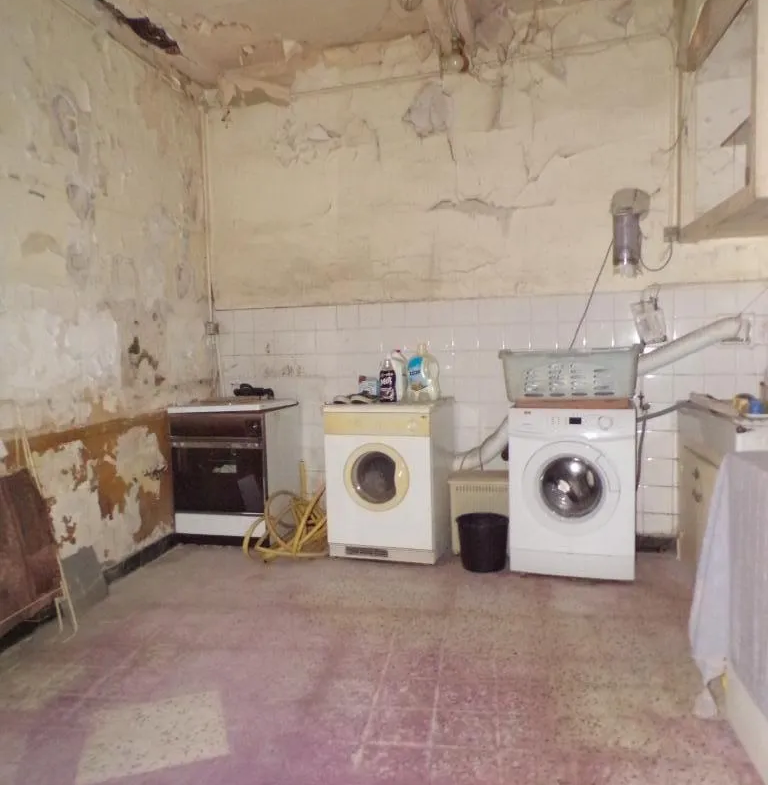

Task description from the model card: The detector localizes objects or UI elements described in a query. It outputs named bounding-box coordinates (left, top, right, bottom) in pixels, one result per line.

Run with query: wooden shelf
left=679, top=187, right=768, bottom=241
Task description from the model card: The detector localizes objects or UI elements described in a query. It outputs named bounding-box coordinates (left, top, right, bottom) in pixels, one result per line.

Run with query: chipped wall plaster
left=209, top=0, right=768, bottom=310
left=0, top=0, right=212, bottom=565
left=1, top=0, right=212, bottom=433
left=26, top=419, right=172, bottom=566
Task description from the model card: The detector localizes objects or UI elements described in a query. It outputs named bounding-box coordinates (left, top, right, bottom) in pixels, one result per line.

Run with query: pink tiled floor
left=0, top=547, right=761, bottom=784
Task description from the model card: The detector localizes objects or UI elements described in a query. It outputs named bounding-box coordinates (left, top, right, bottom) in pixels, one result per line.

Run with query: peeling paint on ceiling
left=56, top=0, right=595, bottom=105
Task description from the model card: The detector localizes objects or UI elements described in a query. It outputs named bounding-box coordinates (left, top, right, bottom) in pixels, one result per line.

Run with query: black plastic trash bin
left=457, top=512, right=509, bottom=573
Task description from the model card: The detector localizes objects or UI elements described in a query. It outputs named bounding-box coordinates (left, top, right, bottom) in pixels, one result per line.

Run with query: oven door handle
left=170, top=438, right=264, bottom=450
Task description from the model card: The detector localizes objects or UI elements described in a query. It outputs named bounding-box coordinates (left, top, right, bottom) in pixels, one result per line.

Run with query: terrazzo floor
left=0, top=546, right=761, bottom=785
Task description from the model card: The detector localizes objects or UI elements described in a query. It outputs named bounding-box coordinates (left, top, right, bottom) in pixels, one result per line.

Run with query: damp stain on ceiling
left=61, top=0, right=594, bottom=102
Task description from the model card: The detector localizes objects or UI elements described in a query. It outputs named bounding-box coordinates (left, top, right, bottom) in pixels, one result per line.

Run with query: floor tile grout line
left=352, top=630, right=397, bottom=765
left=427, top=615, right=452, bottom=776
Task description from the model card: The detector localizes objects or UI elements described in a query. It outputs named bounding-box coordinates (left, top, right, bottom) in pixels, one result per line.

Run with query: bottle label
left=380, top=368, right=397, bottom=402
left=407, top=357, right=426, bottom=391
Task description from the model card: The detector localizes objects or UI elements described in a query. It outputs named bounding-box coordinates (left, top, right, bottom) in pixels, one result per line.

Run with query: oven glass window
left=540, top=456, right=603, bottom=519
left=351, top=451, right=396, bottom=505
left=172, top=446, right=265, bottom=514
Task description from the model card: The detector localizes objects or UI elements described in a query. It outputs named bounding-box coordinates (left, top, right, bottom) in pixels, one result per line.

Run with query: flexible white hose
left=452, top=417, right=508, bottom=471
left=454, top=316, right=747, bottom=472
left=637, top=316, right=745, bottom=375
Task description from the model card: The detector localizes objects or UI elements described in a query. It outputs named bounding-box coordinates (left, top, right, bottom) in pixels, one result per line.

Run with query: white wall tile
left=292, top=308, right=315, bottom=331
left=704, top=284, right=739, bottom=316
left=454, top=325, right=480, bottom=351
left=316, top=330, right=340, bottom=354
left=643, top=430, right=676, bottom=459
left=382, top=301, right=406, bottom=325
left=272, top=308, right=295, bottom=331
left=587, top=293, right=614, bottom=321
left=429, top=300, right=454, bottom=325
left=216, top=310, right=234, bottom=335
left=534, top=299, right=557, bottom=322
left=336, top=304, right=358, bottom=329
left=234, top=331, right=254, bottom=355
left=638, top=457, right=676, bottom=487
left=613, top=320, right=639, bottom=347
left=313, top=306, right=337, bottom=331
left=530, top=322, right=558, bottom=350
left=673, top=374, right=704, bottom=401
left=218, top=281, right=757, bottom=537
left=477, top=324, right=503, bottom=350
left=639, top=485, right=674, bottom=514
left=476, top=350, right=500, bottom=378
left=639, top=513, right=676, bottom=536
left=217, top=332, right=234, bottom=357
left=404, top=301, right=430, bottom=327
left=672, top=316, right=705, bottom=341
left=253, top=331, right=275, bottom=355
left=252, top=308, right=274, bottom=331
left=642, top=374, right=674, bottom=403
left=294, top=330, right=317, bottom=354
left=233, top=309, right=254, bottom=333
left=453, top=299, right=479, bottom=325
left=359, top=303, right=382, bottom=327
left=673, top=285, right=706, bottom=318
left=587, top=320, right=615, bottom=349
left=613, top=291, right=641, bottom=321
left=703, top=345, right=736, bottom=376
left=428, top=327, right=454, bottom=352
left=481, top=298, right=511, bottom=324
left=503, top=323, right=531, bottom=351
left=557, top=322, right=583, bottom=350
left=453, top=351, right=478, bottom=378
left=556, top=295, right=586, bottom=323
left=505, top=297, right=532, bottom=323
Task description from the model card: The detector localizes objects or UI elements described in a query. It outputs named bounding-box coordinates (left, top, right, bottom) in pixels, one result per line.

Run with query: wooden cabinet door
left=694, top=456, right=720, bottom=563
left=678, top=446, right=699, bottom=570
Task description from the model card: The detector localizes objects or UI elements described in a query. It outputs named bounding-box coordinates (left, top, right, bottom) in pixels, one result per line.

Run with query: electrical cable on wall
left=569, top=240, right=613, bottom=350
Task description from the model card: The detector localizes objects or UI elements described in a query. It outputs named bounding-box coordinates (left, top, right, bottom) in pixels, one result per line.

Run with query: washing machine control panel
left=511, top=408, right=635, bottom=437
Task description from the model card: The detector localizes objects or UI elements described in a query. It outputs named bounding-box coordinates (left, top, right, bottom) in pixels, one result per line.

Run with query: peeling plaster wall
left=0, top=0, right=212, bottom=567
left=210, top=0, right=768, bottom=310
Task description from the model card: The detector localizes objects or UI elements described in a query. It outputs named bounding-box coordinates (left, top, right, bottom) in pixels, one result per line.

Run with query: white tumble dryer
left=323, top=399, right=454, bottom=564
left=507, top=406, right=636, bottom=581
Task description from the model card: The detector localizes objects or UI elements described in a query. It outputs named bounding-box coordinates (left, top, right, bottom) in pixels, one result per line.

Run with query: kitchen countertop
left=167, top=398, right=297, bottom=414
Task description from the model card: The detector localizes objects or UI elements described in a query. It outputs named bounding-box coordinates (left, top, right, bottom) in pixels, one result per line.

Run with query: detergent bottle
left=379, top=355, right=397, bottom=402
left=391, top=350, right=408, bottom=402
left=407, top=343, right=441, bottom=402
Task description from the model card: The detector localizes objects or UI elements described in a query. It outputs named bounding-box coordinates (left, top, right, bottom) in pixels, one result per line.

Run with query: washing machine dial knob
left=597, top=415, right=613, bottom=431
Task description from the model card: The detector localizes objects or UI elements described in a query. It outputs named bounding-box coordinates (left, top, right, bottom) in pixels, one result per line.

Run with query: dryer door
left=523, top=440, right=620, bottom=536
left=344, top=443, right=410, bottom=512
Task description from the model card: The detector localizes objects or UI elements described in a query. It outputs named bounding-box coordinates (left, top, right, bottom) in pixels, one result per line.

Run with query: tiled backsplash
left=216, top=281, right=768, bottom=536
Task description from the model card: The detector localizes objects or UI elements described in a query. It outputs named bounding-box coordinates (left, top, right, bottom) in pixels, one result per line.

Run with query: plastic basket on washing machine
left=498, top=346, right=641, bottom=402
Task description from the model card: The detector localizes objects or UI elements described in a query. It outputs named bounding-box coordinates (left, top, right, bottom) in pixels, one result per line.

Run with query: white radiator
left=448, top=470, right=509, bottom=554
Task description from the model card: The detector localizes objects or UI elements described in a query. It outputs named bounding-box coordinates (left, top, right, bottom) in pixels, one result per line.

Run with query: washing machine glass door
left=523, top=440, right=620, bottom=535
left=345, top=443, right=410, bottom=512
left=540, top=456, right=603, bottom=519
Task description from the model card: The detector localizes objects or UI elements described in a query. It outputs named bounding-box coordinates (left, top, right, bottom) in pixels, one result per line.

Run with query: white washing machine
left=507, top=406, right=636, bottom=581
left=323, top=399, right=454, bottom=564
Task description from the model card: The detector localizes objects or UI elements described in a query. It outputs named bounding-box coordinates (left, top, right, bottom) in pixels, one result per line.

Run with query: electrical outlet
left=205, top=321, right=220, bottom=336
left=663, top=225, right=680, bottom=243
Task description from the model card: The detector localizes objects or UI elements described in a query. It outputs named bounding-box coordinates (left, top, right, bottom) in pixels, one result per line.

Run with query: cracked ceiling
left=61, top=0, right=592, bottom=103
